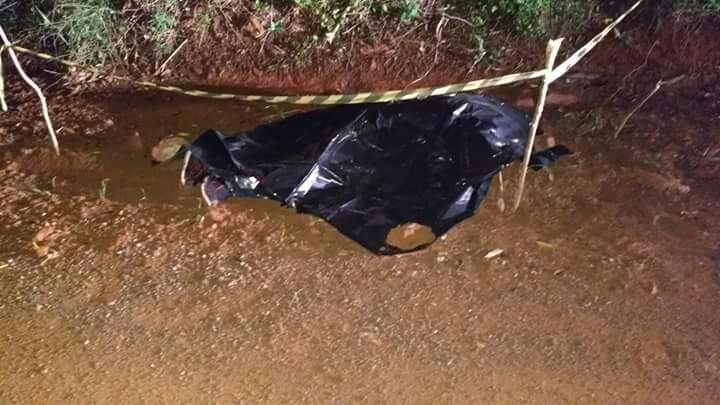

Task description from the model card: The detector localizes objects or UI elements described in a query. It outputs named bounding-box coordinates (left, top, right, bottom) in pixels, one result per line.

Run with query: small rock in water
left=497, top=197, right=506, bottom=213
left=151, top=135, right=187, bottom=162
left=386, top=223, right=436, bottom=251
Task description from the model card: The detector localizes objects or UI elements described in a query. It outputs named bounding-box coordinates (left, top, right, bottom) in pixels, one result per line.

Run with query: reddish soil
left=1, top=12, right=720, bottom=404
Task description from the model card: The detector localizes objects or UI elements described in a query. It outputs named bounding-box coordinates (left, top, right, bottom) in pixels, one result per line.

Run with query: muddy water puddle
left=7, top=91, right=387, bottom=254
left=19, top=92, right=315, bottom=205
left=13, top=87, right=702, bottom=255
left=102, top=93, right=308, bottom=203
left=19, top=86, right=540, bottom=207
left=10, top=88, right=603, bottom=253
left=75, top=87, right=530, bottom=202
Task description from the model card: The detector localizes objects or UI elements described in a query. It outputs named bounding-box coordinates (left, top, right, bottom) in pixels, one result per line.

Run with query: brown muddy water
left=40, top=93, right=305, bottom=205
left=13, top=86, right=538, bottom=206
left=1, top=88, right=720, bottom=403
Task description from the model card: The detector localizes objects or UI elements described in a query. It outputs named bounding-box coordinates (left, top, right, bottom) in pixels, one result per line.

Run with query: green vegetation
left=665, top=0, right=720, bottom=11
left=47, top=0, right=120, bottom=63
left=149, top=2, right=179, bottom=55
left=3, top=0, right=122, bottom=64
left=0, top=0, right=717, bottom=67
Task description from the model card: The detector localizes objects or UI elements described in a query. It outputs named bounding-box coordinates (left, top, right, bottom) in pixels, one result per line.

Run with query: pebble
left=484, top=248, right=504, bottom=259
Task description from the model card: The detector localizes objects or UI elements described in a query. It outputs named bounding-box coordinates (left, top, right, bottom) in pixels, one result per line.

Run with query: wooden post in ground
left=512, top=38, right=563, bottom=212
left=0, top=45, right=7, bottom=112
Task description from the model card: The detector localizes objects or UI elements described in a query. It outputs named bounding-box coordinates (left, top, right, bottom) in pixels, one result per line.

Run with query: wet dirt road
left=1, top=88, right=720, bottom=404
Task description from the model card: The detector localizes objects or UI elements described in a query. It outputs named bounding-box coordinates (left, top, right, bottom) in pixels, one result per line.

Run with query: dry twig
left=613, top=74, right=685, bottom=139
left=154, top=39, right=188, bottom=77
left=608, top=40, right=659, bottom=103
left=404, top=16, right=448, bottom=89
left=0, top=25, right=60, bottom=155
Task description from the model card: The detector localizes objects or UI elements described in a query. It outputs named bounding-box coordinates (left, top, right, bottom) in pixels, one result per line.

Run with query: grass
left=667, top=0, right=720, bottom=11
left=98, top=178, right=110, bottom=199
left=147, top=0, right=181, bottom=55
left=150, top=9, right=178, bottom=55
left=38, top=0, right=121, bottom=64
left=1, top=0, right=718, bottom=68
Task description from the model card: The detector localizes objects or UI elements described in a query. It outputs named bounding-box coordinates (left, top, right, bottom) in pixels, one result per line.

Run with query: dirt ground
left=2, top=16, right=720, bottom=404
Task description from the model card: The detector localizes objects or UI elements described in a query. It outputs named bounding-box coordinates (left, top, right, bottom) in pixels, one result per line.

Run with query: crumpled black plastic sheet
left=180, top=95, right=572, bottom=254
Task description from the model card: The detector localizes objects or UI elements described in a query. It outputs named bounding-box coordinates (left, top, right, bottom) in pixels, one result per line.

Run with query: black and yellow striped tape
left=2, top=0, right=641, bottom=106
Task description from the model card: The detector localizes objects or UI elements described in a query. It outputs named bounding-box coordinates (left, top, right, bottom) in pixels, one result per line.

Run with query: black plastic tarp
left=178, top=95, right=571, bottom=254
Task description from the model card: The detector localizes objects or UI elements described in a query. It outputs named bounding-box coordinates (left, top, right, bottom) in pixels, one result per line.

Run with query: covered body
left=181, top=95, right=570, bottom=254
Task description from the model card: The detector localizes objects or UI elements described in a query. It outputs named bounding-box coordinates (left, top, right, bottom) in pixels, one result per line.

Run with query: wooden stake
left=0, top=45, right=7, bottom=112
left=0, top=25, right=60, bottom=155
left=512, top=38, right=563, bottom=212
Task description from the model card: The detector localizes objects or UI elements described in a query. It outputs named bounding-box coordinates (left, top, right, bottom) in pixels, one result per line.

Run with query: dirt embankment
left=159, top=8, right=720, bottom=95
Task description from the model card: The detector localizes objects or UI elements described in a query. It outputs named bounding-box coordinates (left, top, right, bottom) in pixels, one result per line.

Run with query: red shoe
left=200, top=176, right=231, bottom=205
